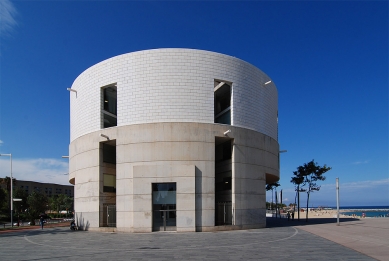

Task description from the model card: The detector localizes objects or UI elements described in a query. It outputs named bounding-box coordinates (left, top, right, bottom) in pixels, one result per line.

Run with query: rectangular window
left=152, top=183, right=176, bottom=204
left=103, top=143, right=116, bottom=164
left=102, top=85, right=117, bottom=128
left=103, top=174, right=116, bottom=193
left=214, top=80, right=231, bottom=125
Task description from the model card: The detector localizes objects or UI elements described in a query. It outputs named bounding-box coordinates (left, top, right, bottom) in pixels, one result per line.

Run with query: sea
left=331, top=206, right=389, bottom=218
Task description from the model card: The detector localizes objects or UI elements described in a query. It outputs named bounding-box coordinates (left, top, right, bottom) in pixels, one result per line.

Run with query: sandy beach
left=292, top=209, right=389, bottom=220
left=271, top=209, right=356, bottom=219
left=293, top=209, right=353, bottom=219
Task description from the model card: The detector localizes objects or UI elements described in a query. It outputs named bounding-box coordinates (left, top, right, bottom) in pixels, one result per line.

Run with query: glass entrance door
left=152, top=183, right=176, bottom=231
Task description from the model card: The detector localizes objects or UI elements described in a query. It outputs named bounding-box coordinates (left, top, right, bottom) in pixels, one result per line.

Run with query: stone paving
left=0, top=218, right=377, bottom=261
left=292, top=217, right=389, bottom=261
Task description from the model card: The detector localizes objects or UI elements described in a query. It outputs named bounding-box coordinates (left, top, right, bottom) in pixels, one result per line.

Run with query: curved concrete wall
left=69, top=123, right=279, bottom=232
left=70, top=49, right=278, bottom=142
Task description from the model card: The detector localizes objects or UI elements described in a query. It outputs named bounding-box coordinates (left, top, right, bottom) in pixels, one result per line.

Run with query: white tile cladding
left=69, top=48, right=278, bottom=142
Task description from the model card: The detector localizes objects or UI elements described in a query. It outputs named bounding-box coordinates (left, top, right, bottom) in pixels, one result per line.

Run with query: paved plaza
left=292, top=217, right=389, bottom=261
left=0, top=218, right=386, bottom=261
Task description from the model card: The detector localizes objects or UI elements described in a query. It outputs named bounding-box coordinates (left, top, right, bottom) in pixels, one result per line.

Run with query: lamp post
left=278, top=150, right=287, bottom=219
left=298, top=185, right=300, bottom=220
left=275, top=188, right=278, bottom=218
left=336, top=178, right=340, bottom=226
left=0, top=153, right=13, bottom=227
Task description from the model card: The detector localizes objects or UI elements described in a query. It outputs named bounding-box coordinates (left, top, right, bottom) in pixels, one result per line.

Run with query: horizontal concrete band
left=69, top=122, right=279, bottom=181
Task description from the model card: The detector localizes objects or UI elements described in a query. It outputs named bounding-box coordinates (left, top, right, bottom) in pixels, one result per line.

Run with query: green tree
left=26, top=191, right=48, bottom=225
left=291, top=160, right=331, bottom=222
left=266, top=182, right=280, bottom=210
left=48, top=195, right=59, bottom=214
left=60, top=194, right=73, bottom=215
left=289, top=203, right=297, bottom=208
left=13, top=188, right=29, bottom=221
left=48, top=194, right=73, bottom=217
left=0, top=177, right=16, bottom=216
left=0, top=188, right=7, bottom=219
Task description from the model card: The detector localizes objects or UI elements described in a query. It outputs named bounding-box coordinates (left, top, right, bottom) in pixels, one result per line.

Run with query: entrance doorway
left=152, top=183, right=176, bottom=231
left=107, top=205, right=116, bottom=227
left=102, top=204, right=116, bottom=227
left=216, top=201, right=232, bottom=225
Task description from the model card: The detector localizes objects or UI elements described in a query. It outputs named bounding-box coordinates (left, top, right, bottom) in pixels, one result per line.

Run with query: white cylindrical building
left=68, top=48, right=280, bottom=232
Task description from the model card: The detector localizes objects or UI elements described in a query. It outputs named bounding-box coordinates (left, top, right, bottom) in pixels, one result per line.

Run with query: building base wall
left=70, top=122, right=279, bottom=232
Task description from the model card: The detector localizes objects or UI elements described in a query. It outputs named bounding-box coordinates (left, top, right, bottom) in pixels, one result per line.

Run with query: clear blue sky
left=0, top=1, right=388, bottom=207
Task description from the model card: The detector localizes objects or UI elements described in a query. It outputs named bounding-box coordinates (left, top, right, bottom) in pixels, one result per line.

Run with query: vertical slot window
left=100, top=140, right=117, bottom=227
left=102, top=85, right=117, bottom=128
left=215, top=138, right=233, bottom=226
left=214, top=80, right=231, bottom=125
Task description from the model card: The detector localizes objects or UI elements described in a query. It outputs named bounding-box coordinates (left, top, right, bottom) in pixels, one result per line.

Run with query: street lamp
left=277, top=150, right=287, bottom=218
left=336, top=178, right=340, bottom=226
left=0, top=153, right=13, bottom=227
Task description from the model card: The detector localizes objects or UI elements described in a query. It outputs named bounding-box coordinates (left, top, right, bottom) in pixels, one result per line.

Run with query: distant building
left=0, top=179, right=74, bottom=198
left=68, top=49, right=280, bottom=232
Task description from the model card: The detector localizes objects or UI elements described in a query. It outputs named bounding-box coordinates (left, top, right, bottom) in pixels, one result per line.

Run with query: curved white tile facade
left=70, top=49, right=278, bottom=142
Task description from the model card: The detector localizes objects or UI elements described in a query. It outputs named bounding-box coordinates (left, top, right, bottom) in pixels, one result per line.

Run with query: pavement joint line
left=21, top=227, right=299, bottom=252
left=296, top=227, right=389, bottom=246
left=2, top=218, right=384, bottom=260
left=296, top=231, right=379, bottom=261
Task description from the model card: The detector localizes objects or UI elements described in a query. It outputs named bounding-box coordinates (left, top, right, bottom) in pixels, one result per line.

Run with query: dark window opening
left=215, top=177, right=232, bottom=192
left=215, top=137, right=233, bottom=225
left=100, top=140, right=117, bottom=227
left=103, top=143, right=116, bottom=164
left=103, top=87, right=117, bottom=115
left=103, top=114, right=117, bottom=128
left=102, top=85, right=117, bottom=128
left=214, top=80, right=231, bottom=125
left=215, top=138, right=232, bottom=163
left=223, top=177, right=232, bottom=190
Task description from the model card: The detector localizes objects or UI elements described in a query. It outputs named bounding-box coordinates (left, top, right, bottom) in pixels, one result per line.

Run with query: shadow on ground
left=266, top=217, right=360, bottom=228
left=0, top=222, right=74, bottom=237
